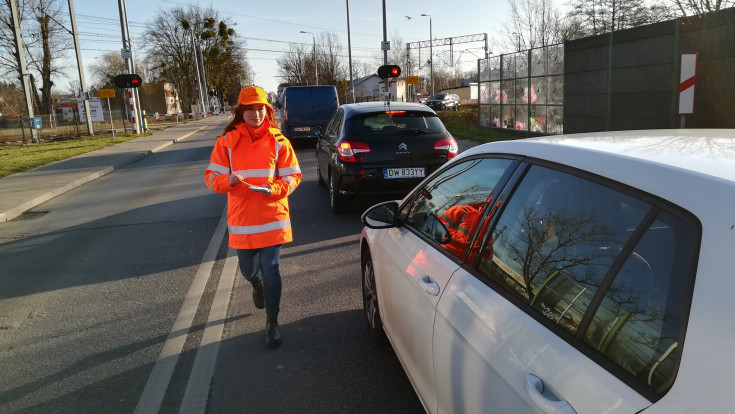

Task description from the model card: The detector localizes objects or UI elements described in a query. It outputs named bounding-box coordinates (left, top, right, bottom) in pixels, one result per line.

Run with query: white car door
left=377, top=225, right=459, bottom=414
left=432, top=163, right=696, bottom=413
left=433, top=269, right=649, bottom=414
left=375, top=157, right=518, bottom=413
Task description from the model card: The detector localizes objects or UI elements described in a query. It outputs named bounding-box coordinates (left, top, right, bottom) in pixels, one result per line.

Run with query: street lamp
left=420, top=13, right=433, bottom=98
left=300, top=30, right=318, bottom=86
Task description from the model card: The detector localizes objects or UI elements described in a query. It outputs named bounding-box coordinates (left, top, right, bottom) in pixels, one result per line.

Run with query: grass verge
left=437, top=106, right=517, bottom=144
left=0, top=134, right=142, bottom=178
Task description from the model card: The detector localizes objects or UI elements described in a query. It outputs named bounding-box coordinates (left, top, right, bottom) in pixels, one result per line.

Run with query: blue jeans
left=236, top=245, right=282, bottom=317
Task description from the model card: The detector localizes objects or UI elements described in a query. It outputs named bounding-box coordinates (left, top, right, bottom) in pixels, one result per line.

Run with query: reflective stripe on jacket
left=204, top=125, right=301, bottom=249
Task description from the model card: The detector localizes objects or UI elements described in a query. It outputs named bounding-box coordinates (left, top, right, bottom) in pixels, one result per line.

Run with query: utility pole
left=117, top=0, right=140, bottom=133
left=421, top=14, right=434, bottom=97
left=382, top=0, right=388, bottom=65
left=346, top=0, right=355, bottom=103
left=197, top=39, right=209, bottom=111
left=68, top=0, right=94, bottom=136
left=9, top=0, right=38, bottom=143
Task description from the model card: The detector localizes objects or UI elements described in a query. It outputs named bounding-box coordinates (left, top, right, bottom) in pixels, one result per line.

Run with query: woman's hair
left=223, top=104, right=247, bottom=135
left=222, top=104, right=277, bottom=135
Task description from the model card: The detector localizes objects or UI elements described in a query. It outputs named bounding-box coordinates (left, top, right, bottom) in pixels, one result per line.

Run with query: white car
left=359, top=129, right=735, bottom=414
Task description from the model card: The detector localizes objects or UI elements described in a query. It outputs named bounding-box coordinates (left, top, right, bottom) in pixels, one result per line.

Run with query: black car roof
left=340, top=101, right=437, bottom=117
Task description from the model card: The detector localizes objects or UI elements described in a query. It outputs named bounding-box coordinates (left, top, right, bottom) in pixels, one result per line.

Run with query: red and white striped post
left=129, top=90, right=139, bottom=134
left=678, top=53, right=697, bottom=128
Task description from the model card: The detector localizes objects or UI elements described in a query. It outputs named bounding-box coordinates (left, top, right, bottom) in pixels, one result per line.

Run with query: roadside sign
left=121, top=48, right=132, bottom=59
left=406, top=76, right=419, bottom=85
left=99, top=89, right=115, bottom=99
left=678, top=53, right=697, bottom=115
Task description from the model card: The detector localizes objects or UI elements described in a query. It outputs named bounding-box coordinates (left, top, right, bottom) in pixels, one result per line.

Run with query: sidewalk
left=0, top=117, right=227, bottom=223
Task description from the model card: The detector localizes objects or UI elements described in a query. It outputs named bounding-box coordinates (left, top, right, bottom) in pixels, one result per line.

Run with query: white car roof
left=463, top=129, right=735, bottom=182
left=460, top=129, right=735, bottom=220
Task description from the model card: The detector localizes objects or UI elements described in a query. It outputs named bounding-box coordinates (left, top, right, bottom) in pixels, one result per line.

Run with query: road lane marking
left=134, top=208, right=228, bottom=414
left=179, top=248, right=238, bottom=413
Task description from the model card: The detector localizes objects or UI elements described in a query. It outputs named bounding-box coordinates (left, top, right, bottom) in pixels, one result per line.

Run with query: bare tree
left=502, top=0, right=565, bottom=51
left=563, top=0, right=677, bottom=39
left=277, top=31, right=347, bottom=89
left=143, top=5, right=249, bottom=112
left=276, top=43, right=310, bottom=86
left=27, top=0, right=70, bottom=114
left=0, top=0, right=70, bottom=115
left=318, top=31, right=347, bottom=87
left=673, top=0, right=733, bottom=15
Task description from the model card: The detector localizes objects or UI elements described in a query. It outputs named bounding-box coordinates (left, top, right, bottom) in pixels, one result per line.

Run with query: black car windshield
left=432, top=93, right=447, bottom=100
left=346, top=111, right=446, bottom=136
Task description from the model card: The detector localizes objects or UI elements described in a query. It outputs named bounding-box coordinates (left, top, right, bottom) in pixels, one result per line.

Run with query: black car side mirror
left=362, top=200, right=400, bottom=229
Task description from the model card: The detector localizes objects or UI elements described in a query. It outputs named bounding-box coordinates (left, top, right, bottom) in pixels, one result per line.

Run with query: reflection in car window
left=475, top=164, right=697, bottom=398
left=583, top=211, right=693, bottom=396
left=404, top=157, right=513, bottom=259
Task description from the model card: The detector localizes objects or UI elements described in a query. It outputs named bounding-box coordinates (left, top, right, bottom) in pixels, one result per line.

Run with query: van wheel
left=329, top=172, right=346, bottom=214
left=316, top=151, right=326, bottom=187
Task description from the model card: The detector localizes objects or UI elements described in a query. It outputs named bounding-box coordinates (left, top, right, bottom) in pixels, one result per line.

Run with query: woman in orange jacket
left=204, top=85, right=301, bottom=349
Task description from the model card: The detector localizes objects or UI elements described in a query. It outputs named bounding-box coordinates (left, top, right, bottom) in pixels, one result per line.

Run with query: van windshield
left=346, top=111, right=446, bottom=136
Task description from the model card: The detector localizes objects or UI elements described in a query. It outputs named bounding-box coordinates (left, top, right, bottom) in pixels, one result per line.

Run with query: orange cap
left=238, top=86, right=270, bottom=107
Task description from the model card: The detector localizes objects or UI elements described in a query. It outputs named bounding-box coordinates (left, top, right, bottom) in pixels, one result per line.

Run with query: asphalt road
left=0, top=123, right=434, bottom=413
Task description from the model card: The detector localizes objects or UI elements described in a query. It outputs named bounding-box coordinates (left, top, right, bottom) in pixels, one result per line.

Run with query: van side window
left=403, top=157, right=514, bottom=260
left=475, top=164, right=697, bottom=398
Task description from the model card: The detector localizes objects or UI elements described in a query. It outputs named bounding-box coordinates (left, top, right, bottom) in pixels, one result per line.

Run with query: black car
left=425, top=93, right=461, bottom=111
left=315, top=102, right=458, bottom=213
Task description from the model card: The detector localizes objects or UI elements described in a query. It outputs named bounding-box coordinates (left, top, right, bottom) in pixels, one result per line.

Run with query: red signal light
left=113, top=73, right=143, bottom=88
left=377, top=65, right=401, bottom=78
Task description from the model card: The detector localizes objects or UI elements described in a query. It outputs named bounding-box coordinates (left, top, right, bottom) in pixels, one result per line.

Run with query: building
left=348, top=74, right=407, bottom=102
left=138, top=82, right=182, bottom=115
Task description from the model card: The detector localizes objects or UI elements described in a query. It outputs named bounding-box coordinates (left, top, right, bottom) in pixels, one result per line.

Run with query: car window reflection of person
left=438, top=201, right=486, bottom=259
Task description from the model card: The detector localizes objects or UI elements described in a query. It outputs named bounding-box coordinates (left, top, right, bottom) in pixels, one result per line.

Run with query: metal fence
left=0, top=108, right=202, bottom=144
left=477, top=43, right=564, bottom=135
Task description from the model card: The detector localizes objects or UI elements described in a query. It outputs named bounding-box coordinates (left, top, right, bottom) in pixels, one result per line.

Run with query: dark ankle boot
left=265, top=316, right=282, bottom=349
left=252, top=281, right=264, bottom=309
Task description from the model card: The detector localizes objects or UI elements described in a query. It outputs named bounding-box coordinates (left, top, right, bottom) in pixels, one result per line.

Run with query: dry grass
left=0, top=133, right=142, bottom=178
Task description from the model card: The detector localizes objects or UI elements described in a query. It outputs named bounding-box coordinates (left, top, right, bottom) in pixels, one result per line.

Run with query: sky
left=64, top=0, right=513, bottom=94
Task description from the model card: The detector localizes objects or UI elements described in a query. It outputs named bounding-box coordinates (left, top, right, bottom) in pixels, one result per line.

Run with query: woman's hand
left=249, top=184, right=272, bottom=197
left=228, top=174, right=241, bottom=186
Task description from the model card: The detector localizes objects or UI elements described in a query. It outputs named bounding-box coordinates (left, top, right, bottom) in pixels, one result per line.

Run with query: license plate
left=294, top=127, right=310, bottom=131
left=384, top=168, right=425, bottom=179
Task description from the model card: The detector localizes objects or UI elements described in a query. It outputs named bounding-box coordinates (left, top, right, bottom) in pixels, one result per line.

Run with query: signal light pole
left=421, top=13, right=434, bottom=98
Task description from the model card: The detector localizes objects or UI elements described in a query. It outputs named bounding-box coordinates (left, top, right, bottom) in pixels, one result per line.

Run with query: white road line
left=134, top=208, right=228, bottom=414
left=179, top=248, right=238, bottom=413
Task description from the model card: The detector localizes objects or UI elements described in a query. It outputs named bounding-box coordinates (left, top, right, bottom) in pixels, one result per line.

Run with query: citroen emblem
left=398, top=143, right=408, bottom=151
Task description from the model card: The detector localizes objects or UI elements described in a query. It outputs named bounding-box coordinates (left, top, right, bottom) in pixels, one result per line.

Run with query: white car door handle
left=524, top=374, right=576, bottom=414
left=419, top=276, right=440, bottom=296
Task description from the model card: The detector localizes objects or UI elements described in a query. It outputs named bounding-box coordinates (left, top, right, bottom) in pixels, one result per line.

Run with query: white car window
left=404, top=157, right=514, bottom=260
left=475, top=164, right=698, bottom=399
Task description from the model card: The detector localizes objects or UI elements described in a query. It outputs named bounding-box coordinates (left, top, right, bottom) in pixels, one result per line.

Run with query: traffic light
left=113, top=74, right=142, bottom=88
left=377, top=65, right=401, bottom=78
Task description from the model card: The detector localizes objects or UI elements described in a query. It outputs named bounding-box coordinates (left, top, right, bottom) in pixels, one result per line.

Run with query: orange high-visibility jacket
left=205, top=125, right=301, bottom=249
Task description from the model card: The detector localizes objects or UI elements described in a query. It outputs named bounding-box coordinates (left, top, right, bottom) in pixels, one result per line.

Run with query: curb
left=0, top=122, right=214, bottom=223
